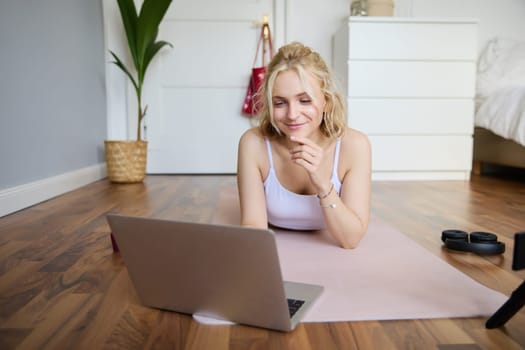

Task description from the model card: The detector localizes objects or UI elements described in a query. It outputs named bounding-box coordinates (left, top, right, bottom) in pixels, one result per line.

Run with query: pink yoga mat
left=212, top=187, right=508, bottom=322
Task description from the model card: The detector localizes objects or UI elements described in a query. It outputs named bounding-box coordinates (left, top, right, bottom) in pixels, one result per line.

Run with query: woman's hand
left=289, top=135, right=331, bottom=195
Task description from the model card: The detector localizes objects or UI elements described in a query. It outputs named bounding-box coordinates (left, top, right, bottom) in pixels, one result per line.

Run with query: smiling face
left=258, top=42, right=347, bottom=139
left=270, top=69, right=326, bottom=140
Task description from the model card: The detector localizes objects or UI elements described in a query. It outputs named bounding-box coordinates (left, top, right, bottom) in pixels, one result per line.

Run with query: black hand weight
left=441, top=229, right=505, bottom=255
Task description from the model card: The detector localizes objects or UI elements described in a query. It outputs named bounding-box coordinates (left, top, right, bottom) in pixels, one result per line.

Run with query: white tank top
left=263, top=138, right=342, bottom=230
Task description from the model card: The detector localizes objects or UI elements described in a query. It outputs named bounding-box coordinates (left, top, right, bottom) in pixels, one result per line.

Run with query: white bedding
left=475, top=37, right=525, bottom=147
left=475, top=86, right=525, bottom=147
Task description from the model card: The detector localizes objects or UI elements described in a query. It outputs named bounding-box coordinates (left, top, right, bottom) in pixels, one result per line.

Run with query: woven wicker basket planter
left=104, top=140, right=148, bottom=183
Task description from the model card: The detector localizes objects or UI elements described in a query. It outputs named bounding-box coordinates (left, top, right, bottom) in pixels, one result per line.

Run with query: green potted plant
left=105, top=0, right=173, bottom=183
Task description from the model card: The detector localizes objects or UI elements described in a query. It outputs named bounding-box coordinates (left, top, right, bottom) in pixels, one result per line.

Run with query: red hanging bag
left=242, top=22, right=274, bottom=116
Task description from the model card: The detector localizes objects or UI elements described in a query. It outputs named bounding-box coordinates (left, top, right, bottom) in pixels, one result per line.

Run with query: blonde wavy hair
left=256, top=42, right=347, bottom=138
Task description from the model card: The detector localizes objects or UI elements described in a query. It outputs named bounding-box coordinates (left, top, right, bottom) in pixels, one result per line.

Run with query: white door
left=104, top=0, right=286, bottom=174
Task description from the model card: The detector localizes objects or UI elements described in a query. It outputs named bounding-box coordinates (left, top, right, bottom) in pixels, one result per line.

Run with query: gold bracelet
left=317, top=183, right=334, bottom=199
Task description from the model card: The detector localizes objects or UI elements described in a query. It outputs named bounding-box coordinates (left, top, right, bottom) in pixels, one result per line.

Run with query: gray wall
left=0, top=0, right=107, bottom=190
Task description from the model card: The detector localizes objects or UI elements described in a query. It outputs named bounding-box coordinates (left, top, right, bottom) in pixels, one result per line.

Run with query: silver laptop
left=107, top=213, right=323, bottom=332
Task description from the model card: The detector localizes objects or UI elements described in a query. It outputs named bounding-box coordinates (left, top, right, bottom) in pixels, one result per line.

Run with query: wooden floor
left=0, top=174, right=524, bottom=349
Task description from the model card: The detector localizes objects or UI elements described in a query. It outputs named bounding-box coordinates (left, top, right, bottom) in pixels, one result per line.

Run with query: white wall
left=286, top=0, right=349, bottom=64
left=406, top=0, right=525, bottom=52
left=0, top=1, right=107, bottom=217
left=285, top=0, right=525, bottom=65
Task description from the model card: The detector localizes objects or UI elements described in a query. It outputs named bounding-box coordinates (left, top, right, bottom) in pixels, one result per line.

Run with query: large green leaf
left=115, top=0, right=139, bottom=69
left=135, top=0, right=172, bottom=74
left=109, top=50, right=139, bottom=92
left=139, top=40, right=172, bottom=83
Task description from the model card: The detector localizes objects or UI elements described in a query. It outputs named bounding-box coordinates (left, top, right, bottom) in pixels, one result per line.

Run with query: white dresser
left=333, top=17, right=478, bottom=180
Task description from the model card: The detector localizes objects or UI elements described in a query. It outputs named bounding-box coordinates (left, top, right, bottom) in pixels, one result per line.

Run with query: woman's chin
left=285, top=127, right=307, bottom=136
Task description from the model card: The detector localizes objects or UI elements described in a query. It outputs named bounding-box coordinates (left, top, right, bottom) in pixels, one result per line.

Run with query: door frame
left=101, top=0, right=289, bottom=141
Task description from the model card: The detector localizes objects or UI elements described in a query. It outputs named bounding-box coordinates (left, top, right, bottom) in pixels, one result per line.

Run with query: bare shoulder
left=238, top=127, right=269, bottom=170
left=240, top=127, right=263, bottom=144
left=341, top=127, right=371, bottom=154
left=239, top=127, right=266, bottom=153
left=339, top=128, right=371, bottom=172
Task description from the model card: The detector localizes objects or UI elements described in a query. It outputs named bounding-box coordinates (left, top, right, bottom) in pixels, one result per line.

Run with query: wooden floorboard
left=0, top=174, right=524, bottom=349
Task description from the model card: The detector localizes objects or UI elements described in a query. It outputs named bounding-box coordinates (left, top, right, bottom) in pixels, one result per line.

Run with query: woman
left=237, top=42, right=371, bottom=249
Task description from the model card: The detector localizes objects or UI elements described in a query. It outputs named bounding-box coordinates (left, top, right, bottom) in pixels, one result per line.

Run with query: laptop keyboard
left=287, top=298, right=305, bottom=318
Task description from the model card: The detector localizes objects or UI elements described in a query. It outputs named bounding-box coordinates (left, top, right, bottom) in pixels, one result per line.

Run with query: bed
left=473, top=37, right=525, bottom=174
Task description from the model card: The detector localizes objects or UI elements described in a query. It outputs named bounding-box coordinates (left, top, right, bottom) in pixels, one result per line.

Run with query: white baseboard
left=372, top=170, right=471, bottom=181
left=0, top=163, right=107, bottom=218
